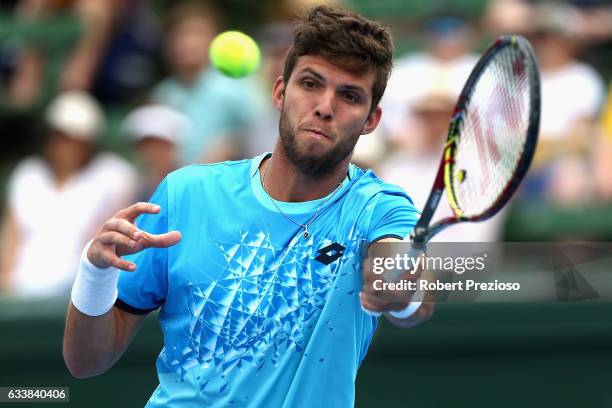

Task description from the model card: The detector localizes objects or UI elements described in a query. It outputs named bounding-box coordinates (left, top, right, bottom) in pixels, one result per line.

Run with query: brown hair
left=282, top=6, right=394, bottom=112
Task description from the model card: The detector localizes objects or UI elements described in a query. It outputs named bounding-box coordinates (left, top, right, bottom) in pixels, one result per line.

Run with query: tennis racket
left=385, top=35, right=540, bottom=281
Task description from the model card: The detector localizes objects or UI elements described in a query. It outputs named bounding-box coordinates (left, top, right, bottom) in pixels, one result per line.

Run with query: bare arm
left=63, top=304, right=146, bottom=378
left=60, top=0, right=119, bottom=91
left=0, top=208, right=19, bottom=295
left=62, top=202, right=181, bottom=378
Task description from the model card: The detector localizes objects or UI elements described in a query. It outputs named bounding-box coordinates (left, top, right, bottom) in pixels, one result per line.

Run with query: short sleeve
left=116, top=178, right=170, bottom=314
left=367, top=192, right=420, bottom=245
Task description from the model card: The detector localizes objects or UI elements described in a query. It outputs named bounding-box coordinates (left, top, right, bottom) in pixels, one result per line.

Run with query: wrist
left=71, top=240, right=119, bottom=316
left=86, top=242, right=110, bottom=270
left=388, top=288, right=424, bottom=319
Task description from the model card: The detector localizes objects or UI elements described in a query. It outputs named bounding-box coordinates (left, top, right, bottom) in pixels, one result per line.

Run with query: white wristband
left=71, top=240, right=119, bottom=316
left=360, top=288, right=424, bottom=319
left=388, top=288, right=425, bottom=319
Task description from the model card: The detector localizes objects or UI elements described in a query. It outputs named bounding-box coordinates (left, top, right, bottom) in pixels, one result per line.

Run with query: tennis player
left=63, top=6, right=434, bottom=406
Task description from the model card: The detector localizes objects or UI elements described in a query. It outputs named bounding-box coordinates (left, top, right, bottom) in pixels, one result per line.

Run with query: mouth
left=303, top=128, right=330, bottom=140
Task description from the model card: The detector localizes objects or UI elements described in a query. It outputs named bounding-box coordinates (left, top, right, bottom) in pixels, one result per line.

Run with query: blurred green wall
left=2, top=299, right=612, bottom=407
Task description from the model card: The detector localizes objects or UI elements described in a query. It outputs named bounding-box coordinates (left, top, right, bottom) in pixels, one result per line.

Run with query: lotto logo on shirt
left=315, top=243, right=346, bottom=265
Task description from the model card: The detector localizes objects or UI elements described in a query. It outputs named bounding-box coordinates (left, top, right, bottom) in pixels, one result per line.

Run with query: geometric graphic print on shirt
left=160, top=222, right=366, bottom=384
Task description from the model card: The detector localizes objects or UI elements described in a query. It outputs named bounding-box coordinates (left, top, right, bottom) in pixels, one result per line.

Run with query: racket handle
left=382, top=242, right=427, bottom=283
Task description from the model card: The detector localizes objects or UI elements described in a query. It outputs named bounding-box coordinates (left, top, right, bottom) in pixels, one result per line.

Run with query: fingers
left=360, top=292, right=384, bottom=315
left=105, top=218, right=142, bottom=240
left=360, top=290, right=409, bottom=315
left=116, top=202, right=160, bottom=221
left=107, top=230, right=181, bottom=267
left=98, top=231, right=137, bottom=248
left=90, top=202, right=181, bottom=270
left=139, top=230, right=182, bottom=249
left=97, top=248, right=136, bottom=272
left=360, top=291, right=393, bottom=312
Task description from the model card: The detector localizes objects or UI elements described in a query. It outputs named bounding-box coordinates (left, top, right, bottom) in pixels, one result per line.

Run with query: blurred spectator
left=5, top=0, right=120, bottom=108
left=380, top=16, right=478, bottom=147
left=484, top=0, right=612, bottom=41
left=533, top=4, right=605, bottom=144
left=568, top=1, right=612, bottom=42
left=0, top=91, right=136, bottom=298
left=486, top=1, right=606, bottom=156
left=486, top=1, right=607, bottom=207
left=379, top=91, right=505, bottom=242
left=483, top=0, right=536, bottom=37
left=151, top=1, right=261, bottom=165
left=89, top=1, right=163, bottom=103
left=522, top=3, right=605, bottom=206
left=3, top=0, right=161, bottom=108
left=121, top=104, right=189, bottom=202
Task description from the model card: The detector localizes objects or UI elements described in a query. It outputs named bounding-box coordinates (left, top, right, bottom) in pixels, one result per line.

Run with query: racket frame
left=410, top=35, right=541, bottom=244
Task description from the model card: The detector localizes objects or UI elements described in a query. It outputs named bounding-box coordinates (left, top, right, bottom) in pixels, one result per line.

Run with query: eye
left=302, top=79, right=318, bottom=89
left=343, top=92, right=359, bottom=104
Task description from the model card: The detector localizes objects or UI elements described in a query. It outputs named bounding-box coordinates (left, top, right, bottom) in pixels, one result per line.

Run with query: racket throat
left=410, top=226, right=429, bottom=244
left=412, top=189, right=443, bottom=243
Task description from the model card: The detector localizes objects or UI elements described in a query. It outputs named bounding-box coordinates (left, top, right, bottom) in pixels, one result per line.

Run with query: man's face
left=166, top=16, right=216, bottom=75
left=272, top=55, right=381, bottom=175
left=46, top=130, right=92, bottom=171
left=136, top=137, right=177, bottom=176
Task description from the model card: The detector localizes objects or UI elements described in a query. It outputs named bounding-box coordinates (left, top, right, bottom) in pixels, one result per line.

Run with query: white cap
left=122, top=105, right=190, bottom=145
left=45, top=91, right=105, bottom=141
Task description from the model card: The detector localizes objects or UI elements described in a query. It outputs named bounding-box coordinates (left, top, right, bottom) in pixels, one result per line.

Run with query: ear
left=361, top=106, right=382, bottom=135
left=272, top=76, right=285, bottom=112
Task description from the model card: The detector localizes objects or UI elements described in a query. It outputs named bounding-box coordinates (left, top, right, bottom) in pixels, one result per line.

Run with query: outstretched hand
left=360, top=262, right=418, bottom=314
left=87, top=202, right=182, bottom=271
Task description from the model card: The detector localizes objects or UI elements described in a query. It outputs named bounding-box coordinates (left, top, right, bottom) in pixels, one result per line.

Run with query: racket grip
left=382, top=242, right=427, bottom=283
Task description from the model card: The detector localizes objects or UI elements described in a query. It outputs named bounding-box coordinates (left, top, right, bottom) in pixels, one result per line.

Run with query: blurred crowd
left=0, top=0, right=611, bottom=299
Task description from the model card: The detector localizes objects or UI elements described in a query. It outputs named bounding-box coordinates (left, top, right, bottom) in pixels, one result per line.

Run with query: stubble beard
left=278, top=103, right=360, bottom=177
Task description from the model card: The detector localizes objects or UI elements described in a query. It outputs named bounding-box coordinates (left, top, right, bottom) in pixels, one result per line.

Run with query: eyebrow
left=298, top=67, right=369, bottom=100
left=299, top=67, right=325, bottom=82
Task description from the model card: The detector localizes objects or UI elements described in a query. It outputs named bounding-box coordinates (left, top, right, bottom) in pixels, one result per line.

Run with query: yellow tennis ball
left=209, top=31, right=261, bottom=78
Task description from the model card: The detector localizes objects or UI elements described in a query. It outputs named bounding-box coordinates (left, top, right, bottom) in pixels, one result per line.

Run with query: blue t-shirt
left=117, top=153, right=418, bottom=407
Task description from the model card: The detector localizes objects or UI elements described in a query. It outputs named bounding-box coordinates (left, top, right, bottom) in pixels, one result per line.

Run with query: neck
left=261, top=149, right=349, bottom=203
left=50, top=165, right=77, bottom=188
left=47, top=156, right=90, bottom=188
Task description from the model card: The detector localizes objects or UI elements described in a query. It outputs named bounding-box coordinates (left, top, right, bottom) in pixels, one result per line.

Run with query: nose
left=315, top=90, right=334, bottom=121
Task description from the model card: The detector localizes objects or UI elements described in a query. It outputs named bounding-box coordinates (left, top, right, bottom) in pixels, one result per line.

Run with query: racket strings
left=452, top=44, right=532, bottom=217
